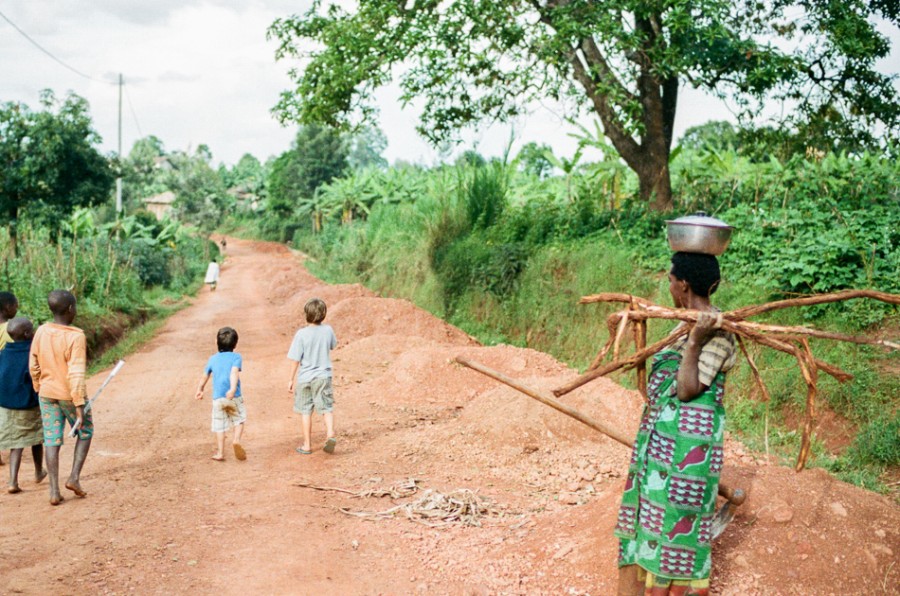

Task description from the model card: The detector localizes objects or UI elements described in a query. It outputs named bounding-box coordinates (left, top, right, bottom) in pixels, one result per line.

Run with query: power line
left=123, top=82, right=144, bottom=138
left=0, top=9, right=148, bottom=147
left=0, top=8, right=104, bottom=83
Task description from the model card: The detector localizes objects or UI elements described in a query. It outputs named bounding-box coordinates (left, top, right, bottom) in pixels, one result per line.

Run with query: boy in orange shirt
left=29, top=290, right=90, bottom=506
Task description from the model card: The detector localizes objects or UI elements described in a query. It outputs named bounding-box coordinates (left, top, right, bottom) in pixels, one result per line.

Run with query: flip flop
left=295, top=447, right=312, bottom=455
left=233, top=443, right=247, bottom=461
left=323, top=437, right=337, bottom=454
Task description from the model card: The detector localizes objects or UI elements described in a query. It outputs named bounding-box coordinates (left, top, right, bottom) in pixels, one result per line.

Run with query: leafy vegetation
left=282, top=140, right=899, bottom=494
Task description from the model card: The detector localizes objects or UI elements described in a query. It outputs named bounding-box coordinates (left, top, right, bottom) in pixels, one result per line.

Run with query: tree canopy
left=267, top=124, right=349, bottom=217
left=0, top=90, right=114, bottom=248
left=269, top=0, right=899, bottom=210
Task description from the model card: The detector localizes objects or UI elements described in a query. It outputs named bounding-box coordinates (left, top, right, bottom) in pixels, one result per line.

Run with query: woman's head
left=669, top=252, right=721, bottom=307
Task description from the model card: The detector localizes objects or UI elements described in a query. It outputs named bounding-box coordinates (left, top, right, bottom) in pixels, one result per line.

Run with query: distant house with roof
left=142, top=191, right=176, bottom=220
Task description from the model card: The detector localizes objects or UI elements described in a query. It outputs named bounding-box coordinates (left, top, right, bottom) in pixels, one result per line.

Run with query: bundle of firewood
left=554, top=290, right=899, bottom=471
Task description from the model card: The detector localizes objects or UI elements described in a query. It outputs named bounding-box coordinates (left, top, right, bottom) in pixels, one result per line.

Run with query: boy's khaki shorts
left=211, top=396, right=246, bottom=432
left=294, top=377, right=333, bottom=415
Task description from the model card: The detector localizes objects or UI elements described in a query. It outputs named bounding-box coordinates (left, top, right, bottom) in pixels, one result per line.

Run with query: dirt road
left=2, top=238, right=897, bottom=595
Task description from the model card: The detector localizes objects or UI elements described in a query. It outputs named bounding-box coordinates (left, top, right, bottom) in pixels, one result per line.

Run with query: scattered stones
left=558, top=492, right=579, bottom=505
left=768, top=499, right=794, bottom=523
left=829, top=502, right=848, bottom=518
left=552, top=543, right=574, bottom=560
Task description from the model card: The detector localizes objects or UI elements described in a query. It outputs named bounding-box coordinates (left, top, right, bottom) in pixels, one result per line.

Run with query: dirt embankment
left=1, top=238, right=897, bottom=595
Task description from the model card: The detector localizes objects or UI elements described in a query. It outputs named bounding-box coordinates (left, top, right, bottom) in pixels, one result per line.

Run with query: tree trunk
left=8, top=209, right=18, bottom=258
left=639, top=159, right=674, bottom=212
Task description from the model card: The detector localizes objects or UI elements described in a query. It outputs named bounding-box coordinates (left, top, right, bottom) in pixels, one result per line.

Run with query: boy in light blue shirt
left=287, top=298, right=338, bottom=455
left=195, top=327, right=246, bottom=462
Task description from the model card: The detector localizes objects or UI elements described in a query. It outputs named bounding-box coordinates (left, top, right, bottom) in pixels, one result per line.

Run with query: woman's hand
left=689, top=311, right=721, bottom=346
left=678, top=311, right=721, bottom=402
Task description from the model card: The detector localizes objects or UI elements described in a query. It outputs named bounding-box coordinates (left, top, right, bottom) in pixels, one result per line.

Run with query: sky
left=1, top=1, right=898, bottom=169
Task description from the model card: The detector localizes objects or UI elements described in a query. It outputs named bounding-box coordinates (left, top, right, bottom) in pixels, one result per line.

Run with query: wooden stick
left=454, top=356, right=634, bottom=447
left=622, top=307, right=898, bottom=350
left=632, top=301, right=648, bottom=401
left=795, top=339, right=818, bottom=472
left=730, top=289, right=900, bottom=319
left=552, top=326, right=689, bottom=397
left=588, top=312, right=624, bottom=370
left=579, top=292, right=653, bottom=306
left=457, top=356, right=745, bottom=504
left=581, top=290, right=900, bottom=317
left=612, top=310, right=631, bottom=361
left=737, top=336, right=771, bottom=402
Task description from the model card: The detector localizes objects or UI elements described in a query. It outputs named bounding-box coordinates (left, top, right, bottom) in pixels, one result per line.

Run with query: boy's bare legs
left=7, top=448, right=23, bottom=493
left=45, top=445, right=63, bottom=505
left=232, top=423, right=246, bottom=460
left=33, top=444, right=46, bottom=483
left=212, top=432, right=225, bottom=460
left=324, top=412, right=335, bottom=440
left=65, top=437, right=91, bottom=497
left=299, top=414, right=312, bottom=452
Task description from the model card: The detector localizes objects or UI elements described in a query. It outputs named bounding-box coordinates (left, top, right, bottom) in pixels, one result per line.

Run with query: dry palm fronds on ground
left=293, top=479, right=520, bottom=527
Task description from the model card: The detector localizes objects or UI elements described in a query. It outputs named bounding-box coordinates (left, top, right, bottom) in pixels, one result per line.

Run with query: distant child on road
left=0, top=317, right=46, bottom=493
left=195, top=327, right=246, bottom=461
left=29, top=290, right=90, bottom=506
left=288, top=298, right=338, bottom=455
left=204, top=259, right=220, bottom=291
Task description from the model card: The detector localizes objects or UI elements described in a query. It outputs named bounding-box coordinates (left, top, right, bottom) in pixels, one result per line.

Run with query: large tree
left=266, top=124, right=349, bottom=216
left=0, top=90, right=114, bottom=252
left=269, top=0, right=898, bottom=210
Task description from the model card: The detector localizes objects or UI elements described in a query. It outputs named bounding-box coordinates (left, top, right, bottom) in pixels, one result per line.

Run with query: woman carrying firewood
left=615, top=251, right=737, bottom=596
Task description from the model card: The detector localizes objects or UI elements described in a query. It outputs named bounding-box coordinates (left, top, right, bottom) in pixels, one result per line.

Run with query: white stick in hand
left=70, top=360, right=125, bottom=438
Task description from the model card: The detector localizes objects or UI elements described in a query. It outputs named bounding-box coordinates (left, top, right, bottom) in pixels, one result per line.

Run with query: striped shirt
left=671, top=323, right=737, bottom=388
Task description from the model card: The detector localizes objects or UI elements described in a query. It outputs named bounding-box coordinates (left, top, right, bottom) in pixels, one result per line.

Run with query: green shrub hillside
left=1, top=214, right=214, bottom=361
left=287, top=146, right=899, bottom=495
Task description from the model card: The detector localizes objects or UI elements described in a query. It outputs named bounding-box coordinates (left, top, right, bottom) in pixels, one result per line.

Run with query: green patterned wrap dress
left=614, top=347, right=728, bottom=581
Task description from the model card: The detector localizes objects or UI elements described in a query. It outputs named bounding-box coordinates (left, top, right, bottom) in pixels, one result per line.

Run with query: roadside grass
left=88, top=284, right=199, bottom=375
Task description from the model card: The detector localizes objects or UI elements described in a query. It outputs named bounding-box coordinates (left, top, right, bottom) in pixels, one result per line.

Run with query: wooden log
left=795, top=339, right=818, bottom=472
left=454, top=356, right=634, bottom=447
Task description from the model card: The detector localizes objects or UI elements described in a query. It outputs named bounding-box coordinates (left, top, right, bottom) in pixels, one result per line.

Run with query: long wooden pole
left=454, top=356, right=634, bottom=446
left=456, top=356, right=745, bottom=504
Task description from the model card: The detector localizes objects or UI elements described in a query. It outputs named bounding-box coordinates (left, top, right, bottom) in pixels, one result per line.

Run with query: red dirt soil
left=1, top=238, right=897, bottom=595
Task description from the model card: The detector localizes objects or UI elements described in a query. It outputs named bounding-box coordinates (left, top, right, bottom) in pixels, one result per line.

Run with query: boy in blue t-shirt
left=287, top=298, right=338, bottom=455
left=195, top=327, right=246, bottom=461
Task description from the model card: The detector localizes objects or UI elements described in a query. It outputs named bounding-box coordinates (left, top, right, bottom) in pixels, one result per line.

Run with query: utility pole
left=116, top=73, right=123, bottom=214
